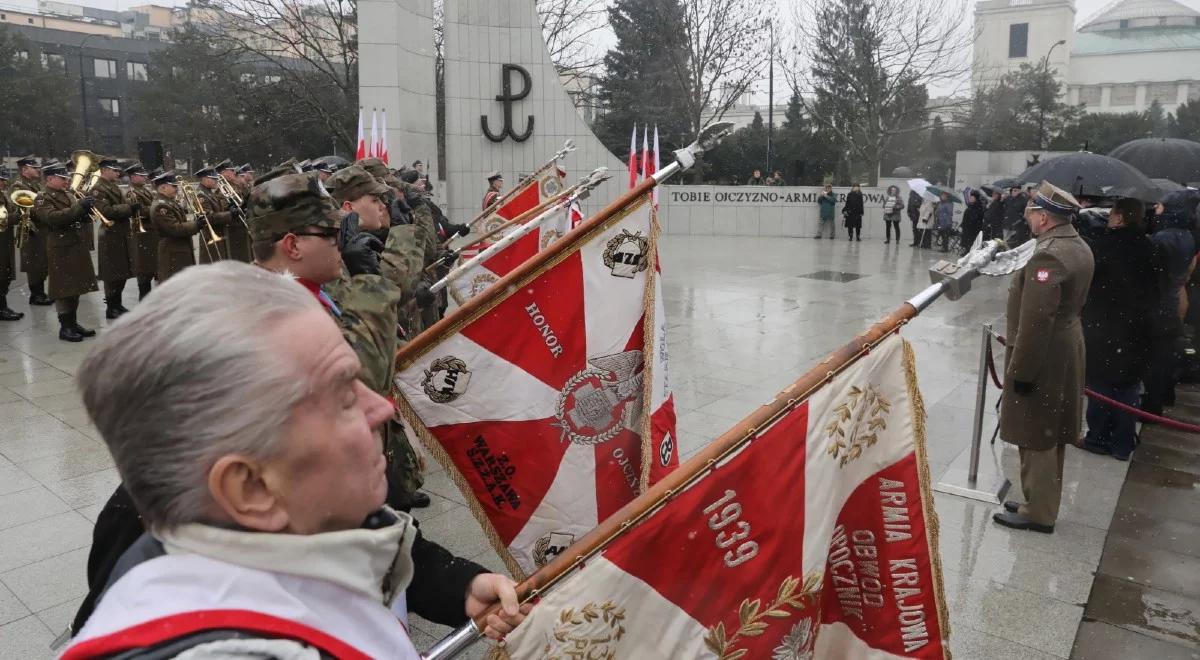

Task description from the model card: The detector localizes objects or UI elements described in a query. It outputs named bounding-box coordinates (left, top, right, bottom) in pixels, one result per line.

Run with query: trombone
left=124, top=188, right=147, bottom=235
left=179, top=181, right=222, bottom=262
left=215, top=176, right=250, bottom=231
left=10, top=190, right=37, bottom=250
left=68, top=150, right=114, bottom=228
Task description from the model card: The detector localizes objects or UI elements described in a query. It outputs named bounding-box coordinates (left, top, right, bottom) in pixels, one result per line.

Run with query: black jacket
left=1081, top=225, right=1159, bottom=384
left=961, top=199, right=985, bottom=235
left=1004, top=193, right=1031, bottom=244
left=906, top=191, right=922, bottom=221
left=983, top=199, right=1005, bottom=235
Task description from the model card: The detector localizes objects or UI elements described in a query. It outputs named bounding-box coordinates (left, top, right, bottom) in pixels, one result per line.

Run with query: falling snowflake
left=771, top=620, right=814, bottom=660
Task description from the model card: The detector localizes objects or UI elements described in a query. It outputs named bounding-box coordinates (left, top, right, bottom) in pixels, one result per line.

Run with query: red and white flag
left=379, top=109, right=390, bottom=165
left=502, top=334, right=949, bottom=658
left=644, top=203, right=677, bottom=487
left=395, top=195, right=673, bottom=577
left=628, top=125, right=639, bottom=190
left=355, top=109, right=366, bottom=161
left=652, top=126, right=661, bottom=208
left=640, top=125, right=650, bottom=183
left=368, top=110, right=379, bottom=159
left=459, top=165, right=567, bottom=264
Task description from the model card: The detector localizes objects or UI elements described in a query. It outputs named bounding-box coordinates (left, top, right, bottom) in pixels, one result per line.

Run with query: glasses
left=290, top=229, right=340, bottom=245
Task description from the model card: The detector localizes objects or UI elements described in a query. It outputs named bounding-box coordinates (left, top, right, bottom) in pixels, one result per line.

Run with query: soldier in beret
left=0, top=169, right=21, bottom=321
left=149, top=171, right=201, bottom=282
left=34, top=162, right=99, bottom=342
left=12, top=157, right=51, bottom=306
left=994, top=181, right=1095, bottom=534
left=124, top=163, right=158, bottom=300
left=90, top=159, right=138, bottom=319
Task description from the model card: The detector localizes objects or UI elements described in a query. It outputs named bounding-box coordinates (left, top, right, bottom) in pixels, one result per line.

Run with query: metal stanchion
left=934, top=323, right=1012, bottom=504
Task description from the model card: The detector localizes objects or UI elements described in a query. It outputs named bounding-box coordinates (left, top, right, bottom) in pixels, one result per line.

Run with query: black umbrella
left=1151, top=178, right=1185, bottom=196
left=992, top=177, right=1023, bottom=190
left=1109, top=137, right=1200, bottom=186
left=1015, top=152, right=1159, bottom=201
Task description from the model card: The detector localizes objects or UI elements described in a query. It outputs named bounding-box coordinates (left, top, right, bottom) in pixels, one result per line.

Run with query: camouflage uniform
left=249, top=170, right=424, bottom=500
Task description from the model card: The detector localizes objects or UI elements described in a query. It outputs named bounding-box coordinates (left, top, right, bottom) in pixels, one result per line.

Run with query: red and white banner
left=368, top=110, right=379, bottom=159
left=379, top=109, right=390, bottom=165
left=395, top=195, right=677, bottom=577
left=501, top=334, right=949, bottom=658
left=355, top=109, right=366, bottom=161
left=628, top=125, right=639, bottom=190
left=643, top=204, right=677, bottom=487
left=652, top=125, right=661, bottom=208
left=459, top=164, right=567, bottom=263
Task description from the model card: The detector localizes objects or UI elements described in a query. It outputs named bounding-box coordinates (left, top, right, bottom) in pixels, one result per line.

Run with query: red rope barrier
left=987, top=332, right=1200, bottom=434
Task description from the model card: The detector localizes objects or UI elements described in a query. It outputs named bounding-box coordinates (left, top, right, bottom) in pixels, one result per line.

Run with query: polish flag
left=395, top=195, right=668, bottom=577
left=368, top=110, right=379, bottom=159
left=355, top=109, right=366, bottom=161
left=501, top=334, right=950, bottom=658
left=645, top=203, right=677, bottom=486
left=651, top=126, right=661, bottom=208
left=640, top=125, right=650, bottom=182
left=379, top=109, right=390, bottom=165
left=627, top=125, right=638, bottom=190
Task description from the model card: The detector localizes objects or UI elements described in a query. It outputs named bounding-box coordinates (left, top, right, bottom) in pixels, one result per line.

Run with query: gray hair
left=78, top=262, right=322, bottom=530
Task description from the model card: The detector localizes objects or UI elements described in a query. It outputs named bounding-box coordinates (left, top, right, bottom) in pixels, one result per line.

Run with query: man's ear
left=208, top=455, right=290, bottom=532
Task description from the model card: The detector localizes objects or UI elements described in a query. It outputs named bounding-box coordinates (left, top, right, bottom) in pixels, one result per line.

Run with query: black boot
left=28, top=281, right=52, bottom=306
left=111, top=281, right=130, bottom=313
left=0, top=295, right=22, bottom=322
left=138, top=278, right=153, bottom=301
left=70, top=312, right=96, bottom=338
left=105, top=300, right=124, bottom=320
left=58, top=314, right=83, bottom=342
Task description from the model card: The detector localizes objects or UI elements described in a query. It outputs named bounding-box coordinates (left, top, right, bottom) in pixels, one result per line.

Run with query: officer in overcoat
left=149, top=171, right=200, bottom=282
left=995, top=181, right=1095, bottom=533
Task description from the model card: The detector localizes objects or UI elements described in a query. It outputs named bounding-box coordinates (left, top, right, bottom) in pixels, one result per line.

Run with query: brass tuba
left=69, top=150, right=114, bottom=227
left=11, top=190, right=37, bottom=250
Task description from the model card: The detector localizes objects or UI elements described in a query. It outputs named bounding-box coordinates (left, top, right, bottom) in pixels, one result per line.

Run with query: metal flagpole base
left=934, top=442, right=1011, bottom=504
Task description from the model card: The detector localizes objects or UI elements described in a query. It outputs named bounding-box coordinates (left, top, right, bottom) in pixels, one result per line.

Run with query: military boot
left=70, top=313, right=96, bottom=338
left=0, top=296, right=22, bottom=322
left=58, top=314, right=83, bottom=342
left=105, top=300, right=122, bottom=320
left=137, top=277, right=153, bottom=301
left=28, top=281, right=52, bottom=306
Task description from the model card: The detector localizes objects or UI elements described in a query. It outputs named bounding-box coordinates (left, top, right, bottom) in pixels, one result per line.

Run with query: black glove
left=415, top=281, right=435, bottom=307
left=339, top=211, right=361, bottom=252
left=436, top=249, right=458, bottom=269
left=227, top=201, right=239, bottom=214
left=454, top=223, right=470, bottom=237
left=129, top=202, right=142, bottom=215
left=342, top=232, right=384, bottom=276
left=1012, top=380, right=1034, bottom=395
left=79, top=197, right=95, bottom=212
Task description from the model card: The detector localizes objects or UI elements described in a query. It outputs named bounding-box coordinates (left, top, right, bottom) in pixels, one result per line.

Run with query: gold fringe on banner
left=901, top=340, right=953, bottom=659
left=636, top=199, right=661, bottom=493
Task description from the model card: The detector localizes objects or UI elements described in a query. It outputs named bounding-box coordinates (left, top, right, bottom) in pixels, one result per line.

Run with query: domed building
left=972, top=0, right=1200, bottom=114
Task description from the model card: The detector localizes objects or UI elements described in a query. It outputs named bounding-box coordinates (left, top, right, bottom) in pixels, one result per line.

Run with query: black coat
left=1081, top=225, right=1159, bottom=385
left=983, top=199, right=1005, bottom=238
left=843, top=191, right=864, bottom=228
left=906, top=191, right=922, bottom=221
left=961, top=200, right=985, bottom=241
left=1004, top=194, right=1032, bottom=244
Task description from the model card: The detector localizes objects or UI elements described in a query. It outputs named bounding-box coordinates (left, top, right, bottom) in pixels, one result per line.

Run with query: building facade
left=973, top=0, right=1200, bottom=114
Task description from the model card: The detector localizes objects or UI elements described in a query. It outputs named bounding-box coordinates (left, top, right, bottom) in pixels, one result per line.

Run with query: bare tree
left=660, top=0, right=770, bottom=137
left=784, top=0, right=971, bottom=184
left=537, top=0, right=608, bottom=83
left=188, top=0, right=358, bottom=152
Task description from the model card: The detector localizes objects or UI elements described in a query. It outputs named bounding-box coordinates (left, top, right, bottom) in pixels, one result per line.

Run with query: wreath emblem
left=421, top=356, right=471, bottom=403
left=825, top=384, right=891, bottom=467
left=540, top=229, right=563, bottom=251
left=541, top=174, right=562, bottom=198
left=552, top=351, right=644, bottom=445
left=602, top=229, right=649, bottom=279
left=543, top=601, right=627, bottom=659
left=704, top=573, right=822, bottom=660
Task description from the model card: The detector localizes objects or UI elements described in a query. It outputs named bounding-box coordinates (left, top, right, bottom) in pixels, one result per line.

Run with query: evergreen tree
left=1147, top=100, right=1169, bottom=137
left=1171, top=100, right=1200, bottom=141
left=592, top=0, right=692, bottom=159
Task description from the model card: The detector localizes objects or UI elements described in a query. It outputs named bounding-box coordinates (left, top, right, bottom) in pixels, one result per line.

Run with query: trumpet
left=215, top=176, right=250, bottom=231
left=125, top=189, right=147, bottom=234
left=10, top=190, right=37, bottom=251
left=180, top=182, right=222, bottom=248
left=69, top=150, right=114, bottom=228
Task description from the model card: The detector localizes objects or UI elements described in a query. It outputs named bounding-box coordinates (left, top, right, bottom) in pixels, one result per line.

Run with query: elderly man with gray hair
left=61, top=262, right=528, bottom=658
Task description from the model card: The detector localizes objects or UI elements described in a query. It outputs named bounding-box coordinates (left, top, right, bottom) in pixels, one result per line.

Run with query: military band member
left=149, top=171, right=200, bottom=282
left=124, top=164, right=158, bottom=300
left=237, top=163, right=255, bottom=188
left=0, top=170, right=22, bottom=321
left=194, top=167, right=232, bottom=263
left=216, top=160, right=251, bottom=263
left=12, top=157, right=50, bottom=306
left=483, top=170, right=503, bottom=210
left=994, top=181, right=1094, bottom=534
left=90, top=159, right=138, bottom=319
left=34, top=162, right=99, bottom=342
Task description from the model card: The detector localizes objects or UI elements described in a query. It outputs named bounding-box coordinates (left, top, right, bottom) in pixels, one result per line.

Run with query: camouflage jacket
left=379, top=223, right=428, bottom=342
left=324, top=271, right=403, bottom=396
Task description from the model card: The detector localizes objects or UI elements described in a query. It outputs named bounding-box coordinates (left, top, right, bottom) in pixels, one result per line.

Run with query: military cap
left=149, top=167, right=164, bottom=178
left=355, top=158, right=400, bottom=188
left=42, top=162, right=69, bottom=178
left=486, top=170, right=503, bottom=183
left=193, top=166, right=218, bottom=179
left=247, top=172, right=342, bottom=242
left=399, top=168, right=421, bottom=185
left=152, top=170, right=179, bottom=186
left=16, top=156, right=41, bottom=169
left=1028, top=181, right=1081, bottom=216
left=123, top=162, right=149, bottom=177
left=237, top=163, right=254, bottom=175
left=214, top=159, right=235, bottom=172
left=310, top=160, right=336, bottom=175
left=98, top=159, right=122, bottom=171
left=0, top=169, right=9, bottom=180
left=327, top=165, right=389, bottom=203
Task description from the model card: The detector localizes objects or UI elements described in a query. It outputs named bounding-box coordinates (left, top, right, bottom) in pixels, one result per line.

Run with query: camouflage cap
left=247, top=172, right=342, bottom=242
left=355, top=157, right=400, bottom=187
left=327, top=165, right=389, bottom=203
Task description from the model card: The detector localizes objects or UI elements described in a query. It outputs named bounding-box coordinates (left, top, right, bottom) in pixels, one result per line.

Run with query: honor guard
left=995, top=181, right=1095, bottom=534
left=483, top=171, right=503, bottom=210
left=12, top=156, right=51, bottom=306
left=90, top=159, right=138, bottom=319
left=194, top=167, right=232, bottom=262
left=34, top=162, right=99, bottom=342
left=0, top=169, right=22, bottom=321
left=216, top=160, right=252, bottom=263
left=124, top=163, right=158, bottom=300
left=149, top=171, right=201, bottom=282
